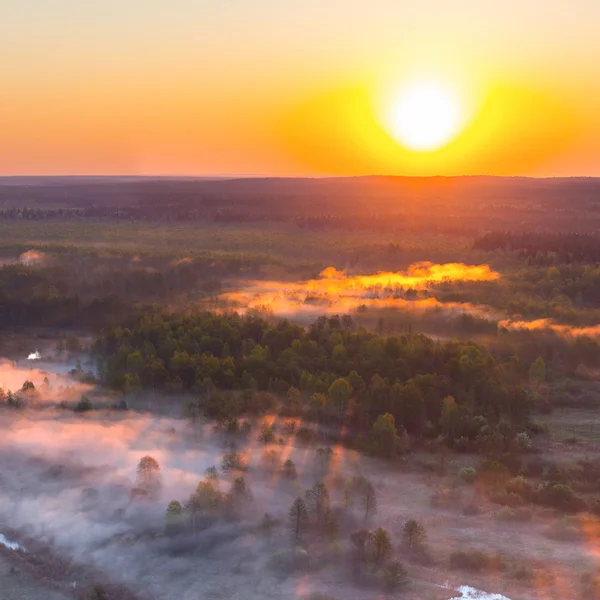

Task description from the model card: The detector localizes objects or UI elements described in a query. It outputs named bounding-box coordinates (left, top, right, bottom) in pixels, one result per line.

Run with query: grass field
left=0, top=220, right=480, bottom=267
left=0, top=553, right=71, bottom=600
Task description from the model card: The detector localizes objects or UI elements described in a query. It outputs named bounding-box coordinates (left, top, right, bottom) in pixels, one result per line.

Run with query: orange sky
left=2, top=1, right=599, bottom=176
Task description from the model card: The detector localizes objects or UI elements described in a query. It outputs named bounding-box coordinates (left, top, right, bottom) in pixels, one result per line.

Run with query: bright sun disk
left=388, top=81, right=463, bottom=151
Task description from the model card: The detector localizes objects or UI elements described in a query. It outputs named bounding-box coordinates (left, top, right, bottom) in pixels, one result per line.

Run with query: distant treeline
left=2, top=176, right=600, bottom=232
left=474, top=232, right=600, bottom=264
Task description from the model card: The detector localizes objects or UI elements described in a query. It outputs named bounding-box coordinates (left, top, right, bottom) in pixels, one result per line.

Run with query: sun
left=387, top=80, right=463, bottom=151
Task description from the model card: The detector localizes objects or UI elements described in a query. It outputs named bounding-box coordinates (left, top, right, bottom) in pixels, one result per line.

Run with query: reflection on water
left=450, top=586, right=511, bottom=600
left=0, top=533, right=24, bottom=552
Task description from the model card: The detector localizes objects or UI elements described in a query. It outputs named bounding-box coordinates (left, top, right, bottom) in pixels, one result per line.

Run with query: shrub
left=478, top=459, right=510, bottom=486
left=449, top=550, right=505, bottom=573
left=382, top=560, right=408, bottom=590
left=496, top=506, right=515, bottom=520
left=74, top=395, right=93, bottom=412
left=258, top=423, right=276, bottom=444
left=454, top=437, right=471, bottom=452
left=221, top=452, right=247, bottom=472
left=490, top=491, right=524, bottom=508
left=463, top=504, right=481, bottom=516
left=544, top=520, right=582, bottom=542
left=512, top=432, right=532, bottom=452
left=430, top=487, right=462, bottom=508
left=505, top=475, right=533, bottom=499
left=528, top=420, right=549, bottom=434
left=458, top=466, right=477, bottom=483
left=88, top=585, right=108, bottom=600
left=296, top=427, right=316, bottom=444
left=512, top=565, right=533, bottom=581
left=513, top=507, right=533, bottom=522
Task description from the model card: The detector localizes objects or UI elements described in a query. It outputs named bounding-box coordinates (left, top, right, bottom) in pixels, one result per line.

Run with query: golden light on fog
left=387, top=80, right=464, bottom=151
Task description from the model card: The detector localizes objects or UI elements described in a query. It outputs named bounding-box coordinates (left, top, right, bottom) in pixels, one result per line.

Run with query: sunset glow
left=1, top=0, right=599, bottom=176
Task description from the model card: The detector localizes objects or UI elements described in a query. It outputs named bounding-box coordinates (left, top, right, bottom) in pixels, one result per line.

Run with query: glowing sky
left=2, top=0, right=600, bottom=176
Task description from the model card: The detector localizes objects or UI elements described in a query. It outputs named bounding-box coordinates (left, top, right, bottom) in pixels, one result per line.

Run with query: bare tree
left=350, top=529, right=370, bottom=563
left=403, top=519, right=427, bottom=554
left=288, top=497, right=309, bottom=544
left=305, top=481, right=330, bottom=527
left=356, top=478, right=377, bottom=521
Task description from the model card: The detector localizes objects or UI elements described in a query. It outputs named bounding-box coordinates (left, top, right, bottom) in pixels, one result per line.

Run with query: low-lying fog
left=0, top=354, right=524, bottom=600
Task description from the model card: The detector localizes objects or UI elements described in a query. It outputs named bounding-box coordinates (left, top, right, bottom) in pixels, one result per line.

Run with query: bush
left=258, top=423, right=276, bottom=444
left=496, top=506, right=515, bottom=520
left=505, top=475, right=533, bottom=499
left=458, top=466, right=477, bottom=483
left=296, top=427, right=316, bottom=444
left=544, top=520, right=582, bottom=542
left=281, top=459, right=298, bottom=479
left=513, top=507, right=533, bottom=522
left=269, top=548, right=312, bottom=573
left=382, top=560, right=408, bottom=590
left=512, top=565, right=533, bottom=581
left=490, top=491, right=524, bottom=508
left=449, top=550, right=505, bottom=573
left=534, top=483, right=584, bottom=512
left=478, top=459, right=510, bottom=486
left=221, top=452, right=248, bottom=472
left=88, top=584, right=108, bottom=600
left=463, top=504, right=481, bottom=516
left=430, top=487, right=462, bottom=508
left=454, top=437, right=471, bottom=452
left=512, top=432, right=532, bottom=452
left=74, top=395, right=93, bottom=412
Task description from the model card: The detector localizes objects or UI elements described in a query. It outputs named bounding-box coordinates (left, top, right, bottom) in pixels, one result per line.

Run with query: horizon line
left=1, top=174, right=599, bottom=181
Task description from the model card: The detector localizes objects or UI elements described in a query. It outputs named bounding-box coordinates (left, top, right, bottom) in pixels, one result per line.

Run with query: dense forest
left=474, top=232, right=600, bottom=264
left=93, top=311, right=531, bottom=457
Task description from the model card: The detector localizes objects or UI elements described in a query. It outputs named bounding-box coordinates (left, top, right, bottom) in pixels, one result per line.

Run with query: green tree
left=136, top=455, right=161, bottom=493
left=165, top=500, right=184, bottom=535
left=371, top=413, right=405, bottom=457
left=440, top=396, right=460, bottom=440
left=166, top=500, right=184, bottom=517
left=187, top=479, right=220, bottom=535
left=328, top=378, right=351, bottom=414
left=368, top=528, right=392, bottom=564
left=286, top=386, right=302, bottom=411
left=529, top=357, right=546, bottom=383
left=88, top=585, right=108, bottom=600
left=126, top=350, right=144, bottom=376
